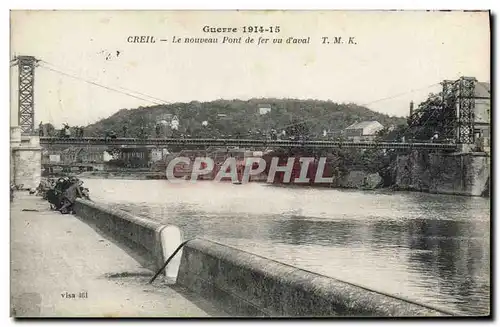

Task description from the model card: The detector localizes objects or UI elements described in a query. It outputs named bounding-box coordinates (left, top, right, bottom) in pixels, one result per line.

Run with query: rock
left=339, top=171, right=382, bottom=189
left=339, top=171, right=366, bottom=188
left=363, top=173, right=382, bottom=189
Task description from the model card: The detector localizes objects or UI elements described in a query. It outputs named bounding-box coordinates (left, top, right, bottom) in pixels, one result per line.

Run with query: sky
left=10, top=10, right=490, bottom=128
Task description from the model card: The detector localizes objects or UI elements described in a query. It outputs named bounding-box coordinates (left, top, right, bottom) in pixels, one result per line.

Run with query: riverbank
left=10, top=192, right=224, bottom=317
left=77, top=171, right=166, bottom=180
left=76, top=164, right=489, bottom=197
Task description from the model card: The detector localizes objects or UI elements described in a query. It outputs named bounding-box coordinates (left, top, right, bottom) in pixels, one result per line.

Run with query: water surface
left=83, top=179, right=490, bottom=315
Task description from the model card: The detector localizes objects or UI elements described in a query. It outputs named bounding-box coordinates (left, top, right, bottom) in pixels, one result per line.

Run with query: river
left=82, top=179, right=490, bottom=315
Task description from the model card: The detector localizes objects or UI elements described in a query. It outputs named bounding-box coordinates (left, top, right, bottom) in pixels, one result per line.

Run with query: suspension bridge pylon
left=14, top=55, right=38, bottom=135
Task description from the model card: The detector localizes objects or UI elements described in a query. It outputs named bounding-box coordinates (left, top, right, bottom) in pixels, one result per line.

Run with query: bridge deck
left=40, top=137, right=459, bottom=151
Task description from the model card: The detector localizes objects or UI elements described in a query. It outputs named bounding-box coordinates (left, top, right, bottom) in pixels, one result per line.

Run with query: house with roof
left=458, top=81, right=490, bottom=152
left=344, top=121, right=384, bottom=142
left=258, top=104, right=272, bottom=115
left=472, top=82, right=490, bottom=143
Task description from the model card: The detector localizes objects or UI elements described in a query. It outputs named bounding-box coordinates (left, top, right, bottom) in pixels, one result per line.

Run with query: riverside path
left=10, top=192, right=226, bottom=317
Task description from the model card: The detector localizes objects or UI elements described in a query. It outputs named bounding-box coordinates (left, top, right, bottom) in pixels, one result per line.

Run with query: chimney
left=409, top=101, right=414, bottom=117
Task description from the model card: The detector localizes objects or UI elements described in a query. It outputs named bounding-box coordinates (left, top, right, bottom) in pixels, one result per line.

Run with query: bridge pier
left=395, top=149, right=490, bottom=196
left=11, top=126, right=42, bottom=190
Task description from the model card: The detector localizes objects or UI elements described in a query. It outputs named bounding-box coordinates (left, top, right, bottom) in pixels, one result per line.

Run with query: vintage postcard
left=9, top=10, right=490, bottom=318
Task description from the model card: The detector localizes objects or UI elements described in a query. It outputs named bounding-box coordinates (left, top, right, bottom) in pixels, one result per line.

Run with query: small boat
left=232, top=181, right=242, bottom=185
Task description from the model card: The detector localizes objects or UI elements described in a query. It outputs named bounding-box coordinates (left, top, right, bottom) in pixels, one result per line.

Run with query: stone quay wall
left=395, top=150, right=490, bottom=196
left=176, top=238, right=453, bottom=317
left=11, top=127, right=42, bottom=190
left=72, top=200, right=455, bottom=317
left=73, top=199, right=168, bottom=271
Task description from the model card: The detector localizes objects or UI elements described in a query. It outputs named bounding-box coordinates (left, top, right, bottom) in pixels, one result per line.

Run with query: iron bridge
left=40, top=137, right=459, bottom=151
left=42, top=162, right=101, bottom=167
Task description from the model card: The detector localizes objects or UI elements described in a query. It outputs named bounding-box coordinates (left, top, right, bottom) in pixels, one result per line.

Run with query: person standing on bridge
left=63, top=123, right=71, bottom=138
left=105, top=130, right=117, bottom=142
left=122, top=125, right=128, bottom=137
left=270, top=129, right=278, bottom=140
left=155, top=124, right=161, bottom=138
left=39, top=121, right=44, bottom=137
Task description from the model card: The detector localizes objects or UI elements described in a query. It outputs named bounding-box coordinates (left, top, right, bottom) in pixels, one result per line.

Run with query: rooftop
left=345, top=121, right=383, bottom=130
left=475, top=82, right=490, bottom=98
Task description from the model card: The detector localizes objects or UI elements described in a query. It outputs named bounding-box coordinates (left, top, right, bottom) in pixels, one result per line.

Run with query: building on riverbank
left=472, top=81, right=490, bottom=153
left=42, top=146, right=108, bottom=164
left=344, top=121, right=384, bottom=142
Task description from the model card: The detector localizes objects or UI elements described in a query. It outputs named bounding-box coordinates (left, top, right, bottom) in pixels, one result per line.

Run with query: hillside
left=82, top=99, right=406, bottom=139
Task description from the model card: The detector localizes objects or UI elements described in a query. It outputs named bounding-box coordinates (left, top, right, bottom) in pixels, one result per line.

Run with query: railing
left=42, top=162, right=102, bottom=167
left=40, top=137, right=459, bottom=151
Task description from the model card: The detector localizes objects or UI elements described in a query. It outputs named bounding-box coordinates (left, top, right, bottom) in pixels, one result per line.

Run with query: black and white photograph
left=8, top=10, right=491, bottom=318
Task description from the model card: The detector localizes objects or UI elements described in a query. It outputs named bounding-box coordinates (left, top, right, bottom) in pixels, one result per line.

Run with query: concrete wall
left=73, top=199, right=168, bottom=271
left=12, top=148, right=42, bottom=189
left=429, top=153, right=490, bottom=196
left=177, top=239, right=451, bottom=317
left=395, top=150, right=490, bottom=196
left=11, top=126, right=21, bottom=146
left=11, top=127, right=42, bottom=189
left=70, top=201, right=453, bottom=316
left=11, top=134, right=42, bottom=190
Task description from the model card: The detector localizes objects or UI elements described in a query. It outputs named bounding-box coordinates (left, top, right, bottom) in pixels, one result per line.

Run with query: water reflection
left=83, top=179, right=490, bottom=315
left=269, top=219, right=364, bottom=246
left=404, top=218, right=490, bottom=315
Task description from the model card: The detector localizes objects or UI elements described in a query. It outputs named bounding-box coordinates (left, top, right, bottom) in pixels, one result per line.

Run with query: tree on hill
left=405, top=92, right=459, bottom=142
left=82, top=99, right=406, bottom=139
left=285, top=120, right=310, bottom=140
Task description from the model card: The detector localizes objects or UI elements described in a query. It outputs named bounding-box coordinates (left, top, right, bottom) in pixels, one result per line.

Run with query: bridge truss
left=40, top=137, right=459, bottom=151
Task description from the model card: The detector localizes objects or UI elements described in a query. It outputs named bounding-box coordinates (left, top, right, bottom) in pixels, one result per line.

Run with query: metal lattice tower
left=441, top=79, right=459, bottom=140
left=16, top=56, right=37, bottom=135
left=457, top=77, right=476, bottom=144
